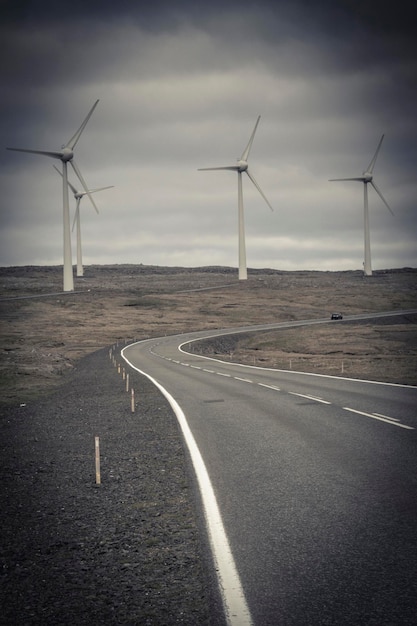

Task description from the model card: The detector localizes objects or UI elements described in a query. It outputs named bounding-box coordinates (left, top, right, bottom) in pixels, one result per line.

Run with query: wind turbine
left=198, top=116, right=273, bottom=280
left=53, top=165, right=113, bottom=277
left=7, top=100, right=100, bottom=291
left=329, top=134, right=394, bottom=276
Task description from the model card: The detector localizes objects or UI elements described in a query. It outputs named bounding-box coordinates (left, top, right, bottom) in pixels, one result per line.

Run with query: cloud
left=1, top=0, right=416, bottom=276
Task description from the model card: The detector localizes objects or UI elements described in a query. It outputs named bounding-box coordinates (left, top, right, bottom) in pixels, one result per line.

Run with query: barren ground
left=1, top=265, right=417, bottom=404
left=1, top=264, right=417, bottom=625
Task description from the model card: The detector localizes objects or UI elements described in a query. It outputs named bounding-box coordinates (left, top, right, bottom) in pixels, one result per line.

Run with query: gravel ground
left=0, top=346, right=221, bottom=625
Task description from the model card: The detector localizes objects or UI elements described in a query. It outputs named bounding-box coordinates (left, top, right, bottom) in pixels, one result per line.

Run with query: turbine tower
left=329, top=134, right=394, bottom=276
left=53, top=165, right=113, bottom=277
left=7, top=100, right=100, bottom=291
left=198, top=116, right=273, bottom=280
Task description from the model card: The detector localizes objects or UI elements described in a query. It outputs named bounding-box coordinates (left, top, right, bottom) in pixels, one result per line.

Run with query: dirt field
left=1, top=264, right=417, bottom=404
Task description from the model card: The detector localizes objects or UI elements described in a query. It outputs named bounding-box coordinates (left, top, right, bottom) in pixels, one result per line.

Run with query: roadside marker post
left=126, top=373, right=130, bottom=392
left=95, top=436, right=101, bottom=485
left=131, top=388, right=135, bottom=412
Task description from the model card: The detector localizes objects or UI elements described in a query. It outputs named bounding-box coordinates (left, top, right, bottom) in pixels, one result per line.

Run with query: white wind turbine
left=53, top=165, right=113, bottom=277
left=329, top=134, right=394, bottom=276
left=7, top=100, right=100, bottom=291
left=198, top=116, right=273, bottom=280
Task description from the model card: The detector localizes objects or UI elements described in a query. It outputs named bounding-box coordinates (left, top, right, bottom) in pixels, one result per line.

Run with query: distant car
left=331, top=313, right=343, bottom=320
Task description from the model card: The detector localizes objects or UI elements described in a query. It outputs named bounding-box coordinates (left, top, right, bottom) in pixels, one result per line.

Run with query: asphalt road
left=122, top=313, right=417, bottom=626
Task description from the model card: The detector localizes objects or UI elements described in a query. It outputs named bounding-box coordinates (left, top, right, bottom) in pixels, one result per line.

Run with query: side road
left=0, top=346, right=215, bottom=625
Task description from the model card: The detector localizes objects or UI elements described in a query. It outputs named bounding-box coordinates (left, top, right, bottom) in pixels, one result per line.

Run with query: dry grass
left=1, top=265, right=416, bottom=404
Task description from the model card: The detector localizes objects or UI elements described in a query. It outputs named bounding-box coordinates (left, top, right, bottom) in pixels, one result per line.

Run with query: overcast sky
left=1, top=0, right=416, bottom=273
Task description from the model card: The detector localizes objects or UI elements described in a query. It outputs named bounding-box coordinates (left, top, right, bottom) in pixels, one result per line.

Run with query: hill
left=1, top=265, right=417, bottom=404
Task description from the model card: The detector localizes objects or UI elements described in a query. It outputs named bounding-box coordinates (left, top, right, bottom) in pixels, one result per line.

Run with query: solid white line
left=343, top=407, right=414, bottom=430
left=121, top=349, right=253, bottom=626
left=289, top=392, right=331, bottom=405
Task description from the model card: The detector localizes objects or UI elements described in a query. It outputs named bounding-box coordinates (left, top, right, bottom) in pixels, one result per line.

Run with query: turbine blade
left=53, top=164, right=78, bottom=195
left=371, top=181, right=394, bottom=215
left=70, top=160, right=99, bottom=214
left=329, top=177, right=365, bottom=182
left=366, top=134, right=384, bottom=174
left=88, top=185, right=114, bottom=194
left=72, top=200, right=80, bottom=232
left=65, top=99, right=99, bottom=150
left=7, top=147, right=62, bottom=159
left=246, top=170, right=273, bottom=211
left=198, top=166, right=239, bottom=171
left=240, top=116, right=261, bottom=162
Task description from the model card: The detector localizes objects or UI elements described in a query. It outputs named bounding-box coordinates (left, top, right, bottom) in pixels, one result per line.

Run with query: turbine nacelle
left=61, top=147, right=74, bottom=162
left=362, top=171, right=373, bottom=182
left=236, top=159, right=248, bottom=172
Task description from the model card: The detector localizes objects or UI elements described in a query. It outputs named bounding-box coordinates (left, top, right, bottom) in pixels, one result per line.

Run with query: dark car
left=331, top=312, right=343, bottom=320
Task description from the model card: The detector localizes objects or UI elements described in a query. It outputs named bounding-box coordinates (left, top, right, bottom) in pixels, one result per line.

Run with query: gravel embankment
left=0, top=346, right=219, bottom=625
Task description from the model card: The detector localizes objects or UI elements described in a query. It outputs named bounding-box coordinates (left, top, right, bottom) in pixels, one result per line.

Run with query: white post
left=95, top=436, right=101, bottom=485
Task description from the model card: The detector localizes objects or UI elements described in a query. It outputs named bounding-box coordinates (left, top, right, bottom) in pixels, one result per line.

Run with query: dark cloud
left=1, top=0, right=416, bottom=271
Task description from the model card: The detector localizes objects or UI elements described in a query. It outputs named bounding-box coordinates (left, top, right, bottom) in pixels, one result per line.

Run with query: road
left=122, top=312, right=417, bottom=625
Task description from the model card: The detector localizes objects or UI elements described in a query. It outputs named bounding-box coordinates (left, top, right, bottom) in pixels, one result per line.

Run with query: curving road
left=122, top=311, right=417, bottom=626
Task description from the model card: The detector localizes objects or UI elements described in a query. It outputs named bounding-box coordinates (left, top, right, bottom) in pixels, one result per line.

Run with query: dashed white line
left=203, top=368, right=215, bottom=373
left=373, top=412, right=400, bottom=422
left=289, top=391, right=332, bottom=405
left=343, top=407, right=414, bottom=430
left=258, top=383, right=281, bottom=391
left=217, top=372, right=232, bottom=377
left=234, top=377, right=254, bottom=383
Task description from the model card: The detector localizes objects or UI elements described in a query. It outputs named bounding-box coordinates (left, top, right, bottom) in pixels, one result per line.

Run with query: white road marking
left=217, top=372, right=232, bottom=377
left=122, top=349, right=253, bottom=626
left=258, top=383, right=281, bottom=391
left=289, top=392, right=331, bottom=405
left=234, top=377, right=253, bottom=383
left=343, top=407, right=414, bottom=430
left=203, top=368, right=215, bottom=373
left=373, top=412, right=401, bottom=422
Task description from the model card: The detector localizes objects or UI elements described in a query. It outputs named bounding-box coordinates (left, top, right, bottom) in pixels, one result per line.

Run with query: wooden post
left=95, top=436, right=101, bottom=485
left=131, top=388, right=135, bottom=412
